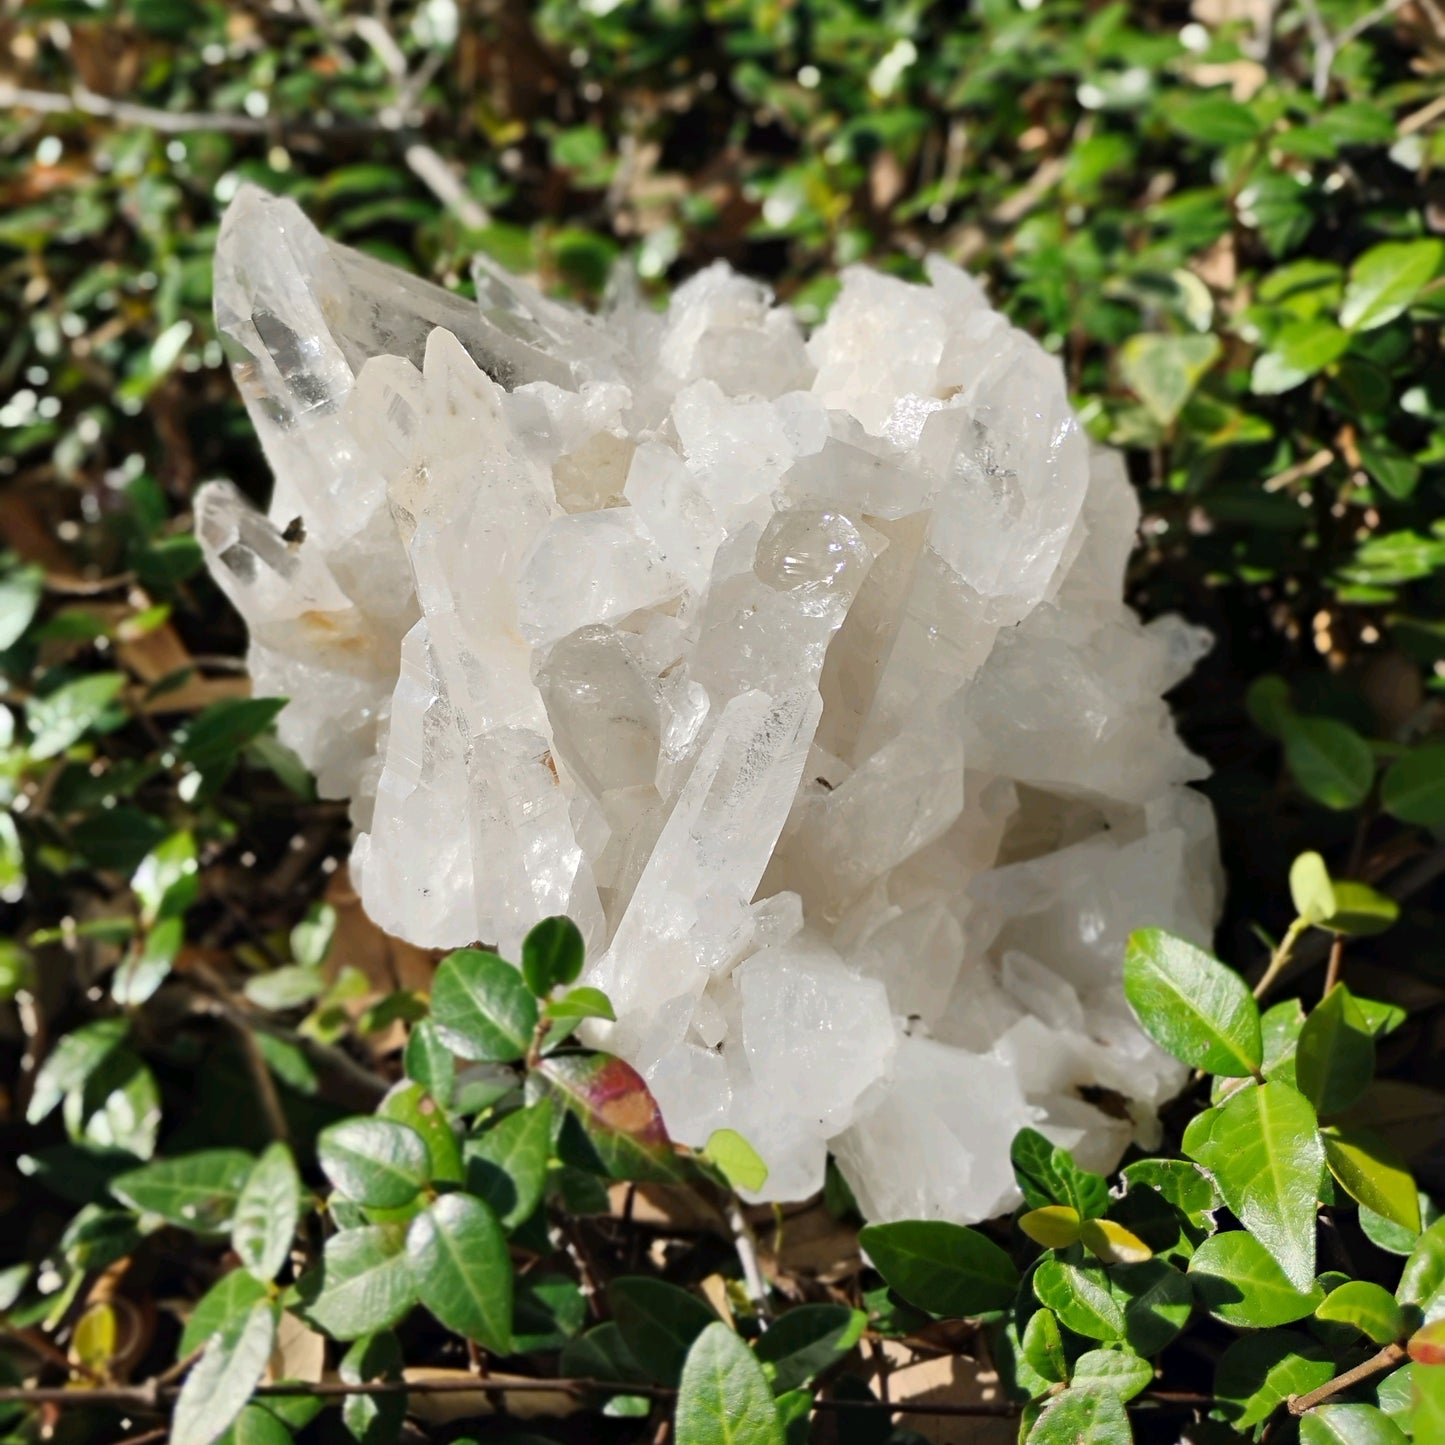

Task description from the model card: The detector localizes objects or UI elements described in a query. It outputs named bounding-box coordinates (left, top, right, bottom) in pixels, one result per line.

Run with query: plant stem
left=1253, top=916, right=1309, bottom=1000
left=1288, top=1342, right=1407, bottom=1415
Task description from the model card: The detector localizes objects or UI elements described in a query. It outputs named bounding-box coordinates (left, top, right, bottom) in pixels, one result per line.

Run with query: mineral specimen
left=200, top=186, right=1221, bottom=1221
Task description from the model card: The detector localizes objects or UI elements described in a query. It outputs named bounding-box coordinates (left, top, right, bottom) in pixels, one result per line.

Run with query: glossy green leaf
left=1361, top=1193, right=1438, bottom=1256
left=1323, top=1125, right=1421, bottom=1235
left=1399, top=1218, right=1445, bottom=1321
left=1317, top=1281, right=1408, bottom=1344
left=430, top=948, right=538, bottom=1062
left=1033, top=1259, right=1124, bottom=1342
left=27, top=672, right=127, bottom=759
left=1010, top=1128, right=1110, bottom=1218
left=1025, top=1386, right=1133, bottom=1443
left=543, top=986, right=616, bottom=1023
left=560, top=1321, right=649, bottom=1385
left=175, top=697, right=287, bottom=771
left=376, top=1080, right=463, bottom=1185
left=1120, top=332, right=1221, bottom=425
left=754, top=1304, right=865, bottom=1394
left=1020, top=1307, right=1067, bottom=1385
left=406, top=1193, right=513, bottom=1353
left=676, top=1322, right=783, bottom=1445
left=0, top=564, right=42, bottom=650
left=26, top=1017, right=129, bottom=1124
left=610, top=1276, right=719, bottom=1385
left=1340, top=239, right=1444, bottom=331
left=1079, top=1219, right=1152, bottom=1266
left=1070, top=1348, right=1153, bottom=1403
left=110, top=1149, right=255, bottom=1233
left=1299, top=1402, right=1411, bottom=1444
left=521, top=915, right=586, bottom=996
left=179, top=1270, right=271, bottom=1358
left=1169, top=91, right=1264, bottom=144
left=340, top=1331, right=404, bottom=1445
left=1187, top=1081, right=1324, bottom=1289
left=233, top=1142, right=301, bottom=1283
left=1124, top=928, right=1261, bottom=1077
left=1319, top=882, right=1398, bottom=937
left=1381, top=746, right=1445, bottom=826
left=171, top=1298, right=278, bottom=1445
left=702, top=1128, right=769, bottom=1195
left=403, top=1019, right=454, bottom=1106
left=1188, top=1230, right=1323, bottom=1326
left=860, top=1219, right=1020, bottom=1318
left=1298, top=985, right=1376, bottom=1117
left=1120, top=1159, right=1219, bottom=1220
left=463, top=1099, right=553, bottom=1229
left=294, top=1225, right=415, bottom=1341
left=220, top=1404, right=295, bottom=1445
left=1281, top=715, right=1374, bottom=811
left=317, top=1119, right=430, bottom=1210
left=1214, top=1329, right=1333, bottom=1430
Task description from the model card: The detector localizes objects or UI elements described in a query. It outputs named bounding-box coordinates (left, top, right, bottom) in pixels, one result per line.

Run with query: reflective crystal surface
left=201, top=186, right=1221, bottom=1220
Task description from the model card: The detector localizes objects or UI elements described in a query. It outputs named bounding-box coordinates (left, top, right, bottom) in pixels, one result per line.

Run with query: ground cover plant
left=1, top=0, right=1444, bottom=1442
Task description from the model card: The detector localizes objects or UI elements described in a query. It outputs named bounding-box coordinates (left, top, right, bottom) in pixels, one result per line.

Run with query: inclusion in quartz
left=199, top=186, right=1221, bottom=1222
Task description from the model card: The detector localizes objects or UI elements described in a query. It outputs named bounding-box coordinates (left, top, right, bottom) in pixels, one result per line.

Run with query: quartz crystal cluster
left=200, top=187, right=1221, bottom=1222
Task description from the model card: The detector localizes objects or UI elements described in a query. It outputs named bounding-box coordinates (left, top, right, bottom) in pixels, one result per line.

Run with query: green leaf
left=676, top=1323, right=784, bottom=1445
left=1020, top=1307, right=1067, bottom=1386
left=1033, top=1259, right=1123, bottom=1342
left=543, top=986, right=616, bottom=1023
left=295, top=1225, right=416, bottom=1341
left=1298, top=985, right=1376, bottom=1117
left=110, top=1149, right=255, bottom=1233
left=1214, top=1329, right=1333, bottom=1430
left=289, top=903, right=336, bottom=969
left=610, top=1277, right=719, bottom=1385
left=860, top=1220, right=1020, bottom=1318
left=1317, top=1281, right=1409, bottom=1344
left=537, top=1051, right=679, bottom=1182
left=376, top=1080, right=463, bottom=1185
left=0, top=563, right=42, bottom=650
left=754, top=1305, right=866, bottom=1394
left=1120, top=1159, right=1219, bottom=1220
left=1025, top=1387, right=1133, bottom=1443
left=27, top=672, right=127, bottom=759
left=1361, top=1193, right=1438, bottom=1256
left=180, top=1270, right=271, bottom=1358
left=171, top=1298, right=278, bottom=1445
left=702, top=1128, right=769, bottom=1195
left=1187, top=1081, right=1324, bottom=1289
left=1399, top=1218, right=1445, bottom=1321
left=1340, top=240, right=1444, bottom=331
left=1252, top=319, right=1352, bottom=395
left=403, top=1020, right=454, bottom=1106
left=429, top=948, right=538, bottom=1063
left=463, top=1099, right=554, bottom=1229
left=1299, top=1402, right=1411, bottom=1444
left=1382, top=746, right=1445, bottom=826
left=220, top=1403, right=295, bottom=1445
left=176, top=697, right=287, bottom=771
left=521, top=915, right=586, bottom=996
left=318, top=1119, right=431, bottom=1210
left=244, top=965, right=325, bottom=1012
left=1070, top=1349, right=1153, bottom=1403
left=26, top=1017, right=129, bottom=1124
left=1322, top=1125, right=1421, bottom=1235
left=1282, top=715, right=1374, bottom=810
left=1123, top=928, right=1261, bottom=1077
left=1010, top=1128, right=1108, bottom=1218
left=340, top=1331, right=404, bottom=1445
left=406, top=1193, right=513, bottom=1352
left=560, top=1321, right=649, bottom=1385
left=1260, top=998, right=1308, bottom=1088
left=1188, top=1231, right=1323, bottom=1326
left=233, top=1142, right=301, bottom=1284
left=132, top=830, right=199, bottom=925
left=1119, top=333, right=1221, bottom=425
left=1417, top=1355, right=1445, bottom=1442
left=1020, top=1206, right=1082, bottom=1250
left=1319, top=882, right=1399, bottom=937
left=1168, top=91, right=1265, bottom=145
left=1290, top=852, right=1337, bottom=924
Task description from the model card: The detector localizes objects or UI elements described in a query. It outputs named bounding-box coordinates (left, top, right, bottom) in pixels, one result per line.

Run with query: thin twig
left=1323, top=935, right=1345, bottom=994
left=1289, top=1342, right=1407, bottom=1415
left=1252, top=916, right=1308, bottom=1002
left=726, top=1199, right=771, bottom=1328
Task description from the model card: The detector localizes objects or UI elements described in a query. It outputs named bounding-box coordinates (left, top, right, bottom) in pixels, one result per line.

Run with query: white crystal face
left=200, top=186, right=1222, bottom=1222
